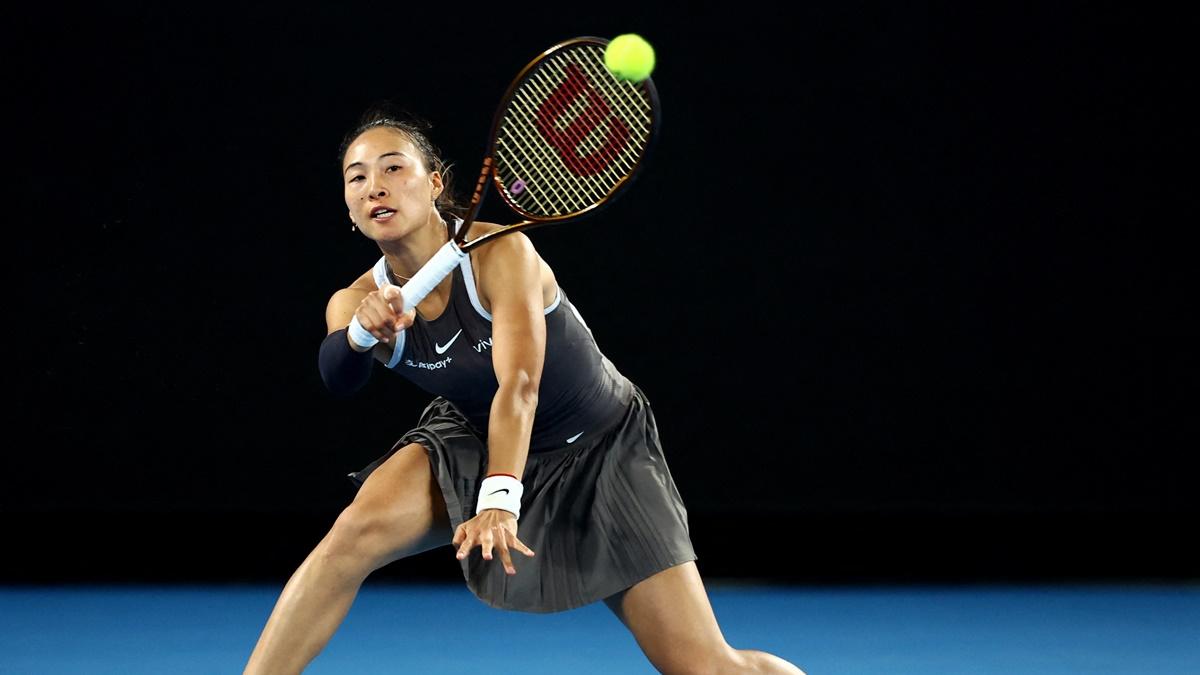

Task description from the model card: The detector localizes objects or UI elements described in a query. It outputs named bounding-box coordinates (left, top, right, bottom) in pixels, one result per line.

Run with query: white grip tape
left=476, top=475, right=524, bottom=519
left=398, top=240, right=467, bottom=314
left=347, top=315, right=379, bottom=349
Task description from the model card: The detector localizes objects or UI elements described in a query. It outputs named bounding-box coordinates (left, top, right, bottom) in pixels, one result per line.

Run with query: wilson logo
left=536, top=63, right=630, bottom=176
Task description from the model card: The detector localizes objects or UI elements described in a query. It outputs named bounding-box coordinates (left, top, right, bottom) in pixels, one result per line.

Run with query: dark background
left=6, top=4, right=1193, bottom=585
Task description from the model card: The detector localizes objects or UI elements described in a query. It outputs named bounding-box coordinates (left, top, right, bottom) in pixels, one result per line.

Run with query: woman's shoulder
left=467, top=221, right=558, bottom=308
left=465, top=220, right=509, bottom=240
left=469, top=221, right=539, bottom=263
left=326, top=268, right=377, bottom=306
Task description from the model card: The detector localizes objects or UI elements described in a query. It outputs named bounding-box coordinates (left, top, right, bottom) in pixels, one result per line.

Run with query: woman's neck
left=379, top=213, right=450, bottom=281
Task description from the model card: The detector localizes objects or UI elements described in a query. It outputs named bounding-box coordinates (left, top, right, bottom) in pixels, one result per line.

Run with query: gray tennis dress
left=346, top=220, right=696, bottom=613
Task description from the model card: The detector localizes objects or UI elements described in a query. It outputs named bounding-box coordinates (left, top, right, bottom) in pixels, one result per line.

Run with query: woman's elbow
left=502, top=371, right=541, bottom=408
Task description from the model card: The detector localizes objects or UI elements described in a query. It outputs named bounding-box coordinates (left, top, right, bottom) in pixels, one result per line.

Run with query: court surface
left=2, top=582, right=1197, bottom=673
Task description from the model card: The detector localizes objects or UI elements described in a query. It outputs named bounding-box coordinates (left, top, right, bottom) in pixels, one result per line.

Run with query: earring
left=351, top=223, right=357, bottom=232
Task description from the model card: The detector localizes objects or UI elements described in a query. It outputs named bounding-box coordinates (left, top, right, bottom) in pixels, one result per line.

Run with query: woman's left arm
left=452, top=232, right=545, bottom=573
left=481, top=232, right=546, bottom=479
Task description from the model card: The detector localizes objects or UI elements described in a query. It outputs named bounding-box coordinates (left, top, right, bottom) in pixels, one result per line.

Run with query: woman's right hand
left=355, top=285, right=416, bottom=345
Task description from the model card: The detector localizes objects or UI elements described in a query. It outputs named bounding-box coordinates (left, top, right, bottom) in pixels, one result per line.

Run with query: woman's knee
left=651, top=647, right=805, bottom=675
left=646, top=644, right=740, bottom=675
left=323, top=506, right=399, bottom=565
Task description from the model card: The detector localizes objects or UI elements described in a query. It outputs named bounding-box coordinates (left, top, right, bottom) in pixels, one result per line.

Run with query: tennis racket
left=392, top=35, right=660, bottom=315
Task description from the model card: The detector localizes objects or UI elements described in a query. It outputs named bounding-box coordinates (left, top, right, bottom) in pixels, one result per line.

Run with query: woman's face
left=342, top=127, right=442, bottom=239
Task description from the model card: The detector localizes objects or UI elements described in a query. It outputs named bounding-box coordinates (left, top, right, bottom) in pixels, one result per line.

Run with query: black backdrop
left=6, top=4, right=1193, bottom=584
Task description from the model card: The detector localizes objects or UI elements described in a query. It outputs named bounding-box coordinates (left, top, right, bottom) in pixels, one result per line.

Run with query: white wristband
left=476, top=475, right=524, bottom=520
left=347, top=315, right=379, bottom=349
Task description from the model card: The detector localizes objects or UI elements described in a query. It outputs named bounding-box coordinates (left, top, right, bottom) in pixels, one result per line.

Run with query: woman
left=243, top=109, right=804, bottom=674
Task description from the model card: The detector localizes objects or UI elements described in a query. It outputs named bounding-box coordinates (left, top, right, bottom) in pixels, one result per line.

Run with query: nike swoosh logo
left=435, top=329, right=463, bottom=355
left=489, top=488, right=510, bottom=495
left=566, top=432, right=584, bottom=444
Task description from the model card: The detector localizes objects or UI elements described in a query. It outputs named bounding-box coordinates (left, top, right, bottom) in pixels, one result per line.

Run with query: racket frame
left=453, top=35, right=661, bottom=253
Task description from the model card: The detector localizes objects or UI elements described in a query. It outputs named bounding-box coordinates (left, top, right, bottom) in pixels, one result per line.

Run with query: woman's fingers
left=395, top=308, right=416, bottom=332
left=480, top=530, right=495, bottom=561
left=453, top=524, right=471, bottom=559
left=497, top=533, right=535, bottom=575
left=497, top=538, right=515, bottom=575
left=351, top=287, right=414, bottom=342
left=383, top=285, right=404, bottom=315
left=511, top=535, right=536, bottom=558
left=369, top=307, right=393, bottom=343
left=358, top=297, right=398, bottom=343
left=452, top=517, right=535, bottom=574
left=456, top=536, right=472, bottom=560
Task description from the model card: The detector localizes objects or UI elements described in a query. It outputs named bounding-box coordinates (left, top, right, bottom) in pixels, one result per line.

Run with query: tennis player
left=243, top=110, right=804, bottom=674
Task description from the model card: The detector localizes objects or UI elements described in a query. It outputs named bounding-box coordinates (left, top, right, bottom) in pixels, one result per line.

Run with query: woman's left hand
left=453, top=509, right=536, bottom=575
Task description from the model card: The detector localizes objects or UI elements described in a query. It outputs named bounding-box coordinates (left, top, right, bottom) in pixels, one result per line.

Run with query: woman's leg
left=243, top=443, right=451, bottom=675
left=604, top=562, right=805, bottom=675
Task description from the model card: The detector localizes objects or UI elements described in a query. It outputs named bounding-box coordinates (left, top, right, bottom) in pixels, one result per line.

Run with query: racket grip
left=397, top=240, right=467, bottom=313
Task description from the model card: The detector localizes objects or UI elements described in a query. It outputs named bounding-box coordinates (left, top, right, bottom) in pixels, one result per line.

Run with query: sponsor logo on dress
left=435, top=329, right=463, bottom=355
left=404, top=356, right=453, bottom=370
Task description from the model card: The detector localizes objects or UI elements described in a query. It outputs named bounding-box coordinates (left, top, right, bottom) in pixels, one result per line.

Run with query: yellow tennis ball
left=605, top=34, right=656, bottom=82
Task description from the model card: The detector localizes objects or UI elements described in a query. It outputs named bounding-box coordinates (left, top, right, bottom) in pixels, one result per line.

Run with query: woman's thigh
left=339, top=443, right=453, bottom=564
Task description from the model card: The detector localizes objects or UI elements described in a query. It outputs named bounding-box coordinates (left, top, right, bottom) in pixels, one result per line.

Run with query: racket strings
left=505, top=80, right=609, bottom=215
left=501, top=92, right=580, bottom=214
left=495, top=43, right=653, bottom=218
left=503, top=69, right=607, bottom=214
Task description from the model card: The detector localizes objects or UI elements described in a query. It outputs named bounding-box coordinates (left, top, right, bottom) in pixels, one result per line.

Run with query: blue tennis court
left=2, top=582, right=1196, bottom=673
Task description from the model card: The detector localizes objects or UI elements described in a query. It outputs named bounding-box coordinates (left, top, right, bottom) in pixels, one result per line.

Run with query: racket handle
left=396, top=240, right=467, bottom=313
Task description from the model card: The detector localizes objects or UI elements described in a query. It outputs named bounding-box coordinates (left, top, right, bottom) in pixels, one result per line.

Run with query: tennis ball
left=604, top=34, right=655, bottom=82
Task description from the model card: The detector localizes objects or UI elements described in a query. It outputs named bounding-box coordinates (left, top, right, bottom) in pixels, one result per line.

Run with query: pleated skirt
left=346, top=384, right=697, bottom=613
